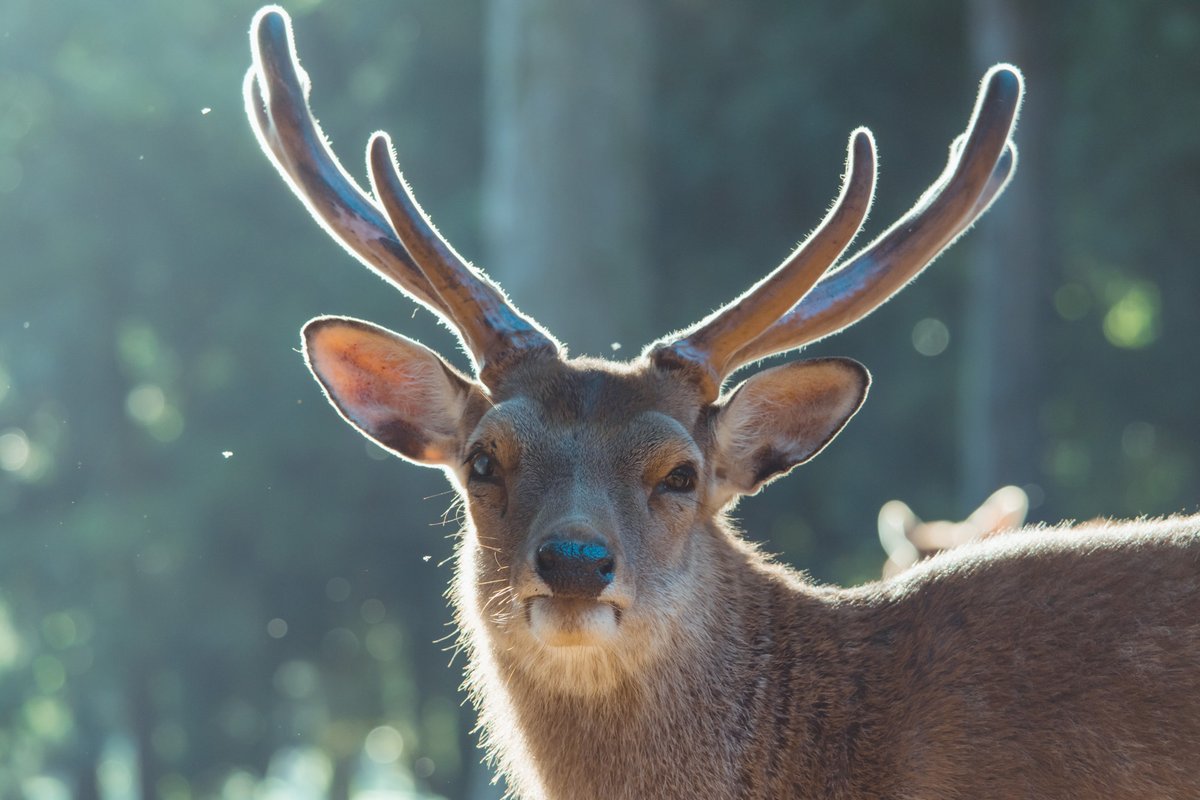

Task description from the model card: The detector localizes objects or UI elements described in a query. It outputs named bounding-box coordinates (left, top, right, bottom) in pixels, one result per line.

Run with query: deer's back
left=786, top=516, right=1200, bottom=799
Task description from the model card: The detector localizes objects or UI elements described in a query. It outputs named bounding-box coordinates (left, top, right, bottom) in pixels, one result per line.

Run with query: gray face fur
left=302, top=317, right=868, bottom=692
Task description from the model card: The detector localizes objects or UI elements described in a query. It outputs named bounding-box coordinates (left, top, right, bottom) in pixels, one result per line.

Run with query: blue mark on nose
left=552, top=540, right=610, bottom=563
left=536, top=538, right=616, bottom=597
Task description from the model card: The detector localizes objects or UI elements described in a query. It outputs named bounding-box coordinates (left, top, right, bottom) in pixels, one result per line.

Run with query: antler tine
left=247, top=6, right=557, bottom=384
left=245, top=8, right=448, bottom=318
left=729, top=65, right=1023, bottom=368
left=648, top=129, right=877, bottom=399
left=368, top=133, right=559, bottom=384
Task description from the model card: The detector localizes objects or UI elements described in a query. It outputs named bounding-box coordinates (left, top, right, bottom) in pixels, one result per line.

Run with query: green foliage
left=1, top=0, right=1196, bottom=796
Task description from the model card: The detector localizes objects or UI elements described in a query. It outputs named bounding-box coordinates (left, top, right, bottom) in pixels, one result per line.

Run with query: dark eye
left=659, top=464, right=697, bottom=493
left=469, top=452, right=496, bottom=480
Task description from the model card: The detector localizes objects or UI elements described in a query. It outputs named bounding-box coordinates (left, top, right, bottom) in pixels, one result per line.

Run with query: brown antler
left=245, top=6, right=557, bottom=385
left=651, top=65, right=1022, bottom=398
left=647, top=129, right=877, bottom=398
left=730, top=66, right=1022, bottom=367
left=367, top=134, right=558, bottom=383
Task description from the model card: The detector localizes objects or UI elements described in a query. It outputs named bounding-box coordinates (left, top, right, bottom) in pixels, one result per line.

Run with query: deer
left=878, top=486, right=1029, bottom=578
left=245, top=7, right=1200, bottom=799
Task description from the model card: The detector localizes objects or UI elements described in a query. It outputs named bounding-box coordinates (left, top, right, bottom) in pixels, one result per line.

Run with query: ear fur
left=302, top=316, right=478, bottom=466
left=712, top=357, right=869, bottom=498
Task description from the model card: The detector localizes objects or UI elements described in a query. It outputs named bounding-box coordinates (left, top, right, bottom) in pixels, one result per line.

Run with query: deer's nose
left=535, top=539, right=615, bottom=599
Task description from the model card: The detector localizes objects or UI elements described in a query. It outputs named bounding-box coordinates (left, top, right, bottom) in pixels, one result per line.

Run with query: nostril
left=535, top=539, right=616, bottom=598
left=598, top=555, right=615, bottom=581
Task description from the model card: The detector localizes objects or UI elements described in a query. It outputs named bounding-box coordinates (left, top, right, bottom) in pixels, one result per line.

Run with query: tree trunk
left=961, top=0, right=1056, bottom=511
left=483, top=0, right=654, bottom=356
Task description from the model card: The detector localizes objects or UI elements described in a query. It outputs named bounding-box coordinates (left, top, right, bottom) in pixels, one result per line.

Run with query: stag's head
left=246, top=7, right=1021, bottom=693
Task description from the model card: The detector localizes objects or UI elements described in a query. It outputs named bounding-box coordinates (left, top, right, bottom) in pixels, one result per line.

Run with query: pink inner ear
left=303, top=318, right=471, bottom=465
left=319, top=335, right=439, bottom=428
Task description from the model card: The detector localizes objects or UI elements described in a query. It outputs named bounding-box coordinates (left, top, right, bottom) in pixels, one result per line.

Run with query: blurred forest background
left=2, top=0, right=1198, bottom=797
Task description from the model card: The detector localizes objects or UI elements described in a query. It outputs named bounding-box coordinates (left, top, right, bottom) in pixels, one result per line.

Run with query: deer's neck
left=462, top=525, right=875, bottom=800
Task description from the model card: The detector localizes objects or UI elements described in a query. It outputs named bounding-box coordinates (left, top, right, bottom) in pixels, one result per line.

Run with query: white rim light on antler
left=245, top=6, right=558, bottom=385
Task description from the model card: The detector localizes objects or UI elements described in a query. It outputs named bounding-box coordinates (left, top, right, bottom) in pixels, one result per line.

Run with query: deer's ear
left=711, top=358, right=869, bottom=498
left=302, top=316, right=479, bottom=466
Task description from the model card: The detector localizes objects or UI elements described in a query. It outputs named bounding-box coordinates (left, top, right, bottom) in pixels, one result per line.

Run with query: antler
left=652, top=65, right=1023, bottom=399
left=648, top=129, right=877, bottom=397
left=245, top=6, right=557, bottom=386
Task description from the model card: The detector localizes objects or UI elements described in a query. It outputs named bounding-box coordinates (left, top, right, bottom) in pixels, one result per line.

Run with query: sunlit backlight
left=19, top=778, right=68, bottom=800
left=23, top=695, right=73, bottom=741
left=911, top=318, right=950, bottom=357
left=219, top=770, right=256, bottom=799
left=127, top=383, right=166, bottom=424
left=364, top=725, right=405, bottom=764
left=0, top=428, right=29, bottom=471
left=1103, top=281, right=1160, bottom=349
left=126, top=383, right=185, bottom=442
left=266, top=747, right=333, bottom=794
left=99, top=738, right=138, bottom=798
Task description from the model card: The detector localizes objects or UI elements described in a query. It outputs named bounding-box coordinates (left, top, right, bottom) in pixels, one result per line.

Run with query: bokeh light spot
left=365, top=623, right=404, bottom=662
left=1103, top=281, right=1159, bottom=349
left=911, top=318, right=950, bottom=357
left=0, top=429, right=29, bottom=472
left=24, top=696, right=72, bottom=741
left=126, top=383, right=165, bottom=424
left=325, top=576, right=351, bottom=602
left=364, top=725, right=404, bottom=764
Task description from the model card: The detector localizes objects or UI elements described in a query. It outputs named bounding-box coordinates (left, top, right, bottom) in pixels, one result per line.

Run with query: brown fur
left=250, top=11, right=1200, bottom=793
left=338, top=356, right=1199, bottom=800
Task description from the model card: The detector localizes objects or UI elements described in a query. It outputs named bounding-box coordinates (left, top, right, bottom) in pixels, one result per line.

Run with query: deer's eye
left=468, top=451, right=498, bottom=480
left=659, top=464, right=697, bottom=493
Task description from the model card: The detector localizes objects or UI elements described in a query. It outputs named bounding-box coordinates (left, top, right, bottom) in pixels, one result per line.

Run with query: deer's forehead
left=476, top=393, right=703, bottom=462
left=488, top=362, right=701, bottom=424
